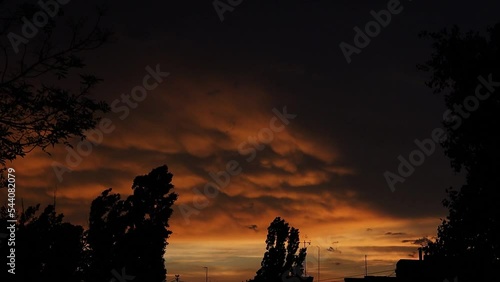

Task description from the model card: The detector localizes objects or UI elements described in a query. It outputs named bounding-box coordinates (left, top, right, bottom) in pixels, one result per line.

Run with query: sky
left=3, top=0, right=500, bottom=282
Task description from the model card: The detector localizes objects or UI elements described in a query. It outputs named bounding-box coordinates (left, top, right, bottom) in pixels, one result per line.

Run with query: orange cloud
left=4, top=68, right=441, bottom=282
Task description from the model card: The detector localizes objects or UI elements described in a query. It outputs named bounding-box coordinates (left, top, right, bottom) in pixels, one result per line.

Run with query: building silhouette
left=344, top=249, right=457, bottom=282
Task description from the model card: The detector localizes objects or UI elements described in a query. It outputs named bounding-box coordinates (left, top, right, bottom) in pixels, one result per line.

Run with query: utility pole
left=315, top=246, right=320, bottom=282
left=364, top=255, right=367, bottom=277
left=203, top=266, right=208, bottom=282
left=302, top=240, right=311, bottom=275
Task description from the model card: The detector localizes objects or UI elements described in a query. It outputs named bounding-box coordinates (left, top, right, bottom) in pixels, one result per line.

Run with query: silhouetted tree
left=85, top=165, right=178, bottom=282
left=82, top=188, right=125, bottom=281
left=0, top=1, right=111, bottom=179
left=250, top=217, right=307, bottom=282
left=0, top=204, right=84, bottom=282
left=0, top=165, right=177, bottom=281
left=419, top=23, right=500, bottom=281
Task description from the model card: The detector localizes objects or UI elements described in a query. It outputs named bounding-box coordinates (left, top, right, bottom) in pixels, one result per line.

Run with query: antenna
left=170, top=274, right=185, bottom=282
left=302, top=240, right=311, bottom=248
left=302, top=240, right=311, bottom=275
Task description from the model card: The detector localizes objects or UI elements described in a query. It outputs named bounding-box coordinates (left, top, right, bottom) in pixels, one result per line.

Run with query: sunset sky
left=3, top=1, right=500, bottom=282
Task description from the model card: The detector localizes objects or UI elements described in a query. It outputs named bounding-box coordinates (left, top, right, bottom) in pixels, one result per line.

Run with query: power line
left=320, top=269, right=395, bottom=282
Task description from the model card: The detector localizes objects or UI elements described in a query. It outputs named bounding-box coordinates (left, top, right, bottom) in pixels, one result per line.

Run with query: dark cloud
left=12, top=0, right=500, bottom=281
left=401, top=237, right=432, bottom=246
left=246, top=225, right=258, bottom=232
left=385, top=232, right=407, bottom=236
left=327, top=247, right=341, bottom=254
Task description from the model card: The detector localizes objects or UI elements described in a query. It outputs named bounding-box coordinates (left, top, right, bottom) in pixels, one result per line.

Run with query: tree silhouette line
left=418, top=23, right=500, bottom=282
left=0, top=0, right=499, bottom=280
left=0, top=165, right=178, bottom=282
